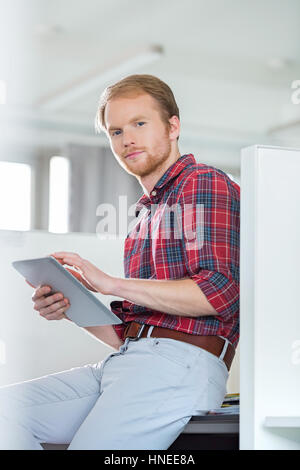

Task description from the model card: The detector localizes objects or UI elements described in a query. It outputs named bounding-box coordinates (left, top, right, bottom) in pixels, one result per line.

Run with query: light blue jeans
left=0, top=335, right=229, bottom=450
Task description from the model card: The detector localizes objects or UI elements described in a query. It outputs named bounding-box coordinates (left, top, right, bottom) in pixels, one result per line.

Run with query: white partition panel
left=240, top=145, right=300, bottom=450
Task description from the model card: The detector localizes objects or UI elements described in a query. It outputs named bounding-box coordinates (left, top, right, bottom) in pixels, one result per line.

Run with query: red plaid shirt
left=111, top=154, right=240, bottom=348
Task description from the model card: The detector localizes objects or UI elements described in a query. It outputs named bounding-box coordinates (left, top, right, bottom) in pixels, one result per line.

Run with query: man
left=0, top=74, right=240, bottom=450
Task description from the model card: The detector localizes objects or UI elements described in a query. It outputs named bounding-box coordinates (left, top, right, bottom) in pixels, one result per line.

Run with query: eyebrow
left=107, top=115, right=148, bottom=132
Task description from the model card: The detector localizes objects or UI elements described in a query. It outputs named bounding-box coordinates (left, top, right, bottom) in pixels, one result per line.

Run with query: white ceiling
left=1, top=0, right=300, bottom=171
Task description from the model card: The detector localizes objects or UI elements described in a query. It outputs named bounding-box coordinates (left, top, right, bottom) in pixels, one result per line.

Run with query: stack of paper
left=207, top=393, right=240, bottom=415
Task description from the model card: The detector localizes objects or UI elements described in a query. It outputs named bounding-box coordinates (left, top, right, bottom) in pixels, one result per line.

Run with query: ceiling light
left=38, top=45, right=164, bottom=111
left=35, top=24, right=64, bottom=36
left=267, top=57, right=291, bottom=70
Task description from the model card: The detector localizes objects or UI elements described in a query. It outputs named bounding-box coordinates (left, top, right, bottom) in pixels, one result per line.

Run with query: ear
left=168, top=115, right=180, bottom=141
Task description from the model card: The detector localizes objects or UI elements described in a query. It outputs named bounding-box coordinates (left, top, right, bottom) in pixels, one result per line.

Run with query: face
left=104, top=93, right=176, bottom=178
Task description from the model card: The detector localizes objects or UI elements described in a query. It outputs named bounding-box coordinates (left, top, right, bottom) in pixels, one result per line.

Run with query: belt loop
left=147, top=325, right=154, bottom=338
left=219, top=337, right=229, bottom=362
left=134, top=323, right=145, bottom=340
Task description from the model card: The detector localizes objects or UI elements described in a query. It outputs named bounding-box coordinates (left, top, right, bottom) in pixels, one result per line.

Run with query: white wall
left=0, top=230, right=124, bottom=385
left=0, top=229, right=239, bottom=395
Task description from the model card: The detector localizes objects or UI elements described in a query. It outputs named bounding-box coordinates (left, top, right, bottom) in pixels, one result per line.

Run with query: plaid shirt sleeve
left=178, top=171, right=240, bottom=322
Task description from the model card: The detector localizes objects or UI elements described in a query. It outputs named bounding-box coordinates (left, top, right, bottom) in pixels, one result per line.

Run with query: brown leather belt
left=124, top=321, right=235, bottom=371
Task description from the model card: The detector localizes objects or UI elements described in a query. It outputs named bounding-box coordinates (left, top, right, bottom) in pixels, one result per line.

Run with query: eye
left=112, top=130, right=122, bottom=137
left=111, top=122, right=145, bottom=137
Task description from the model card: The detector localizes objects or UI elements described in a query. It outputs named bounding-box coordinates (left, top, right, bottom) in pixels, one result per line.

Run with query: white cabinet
left=240, top=145, right=300, bottom=450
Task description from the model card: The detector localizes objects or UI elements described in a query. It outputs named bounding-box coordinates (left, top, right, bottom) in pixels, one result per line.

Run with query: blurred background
left=1, top=0, right=300, bottom=235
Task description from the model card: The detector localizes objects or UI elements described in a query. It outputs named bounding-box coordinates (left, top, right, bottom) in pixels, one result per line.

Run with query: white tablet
left=12, top=256, right=123, bottom=327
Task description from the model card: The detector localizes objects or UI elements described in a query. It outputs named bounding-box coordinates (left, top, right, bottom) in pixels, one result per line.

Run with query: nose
left=122, top=128, right=136, bottom=148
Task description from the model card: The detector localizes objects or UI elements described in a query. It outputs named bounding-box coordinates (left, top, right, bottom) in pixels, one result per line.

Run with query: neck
left=138, top=147, right=181, bottom=196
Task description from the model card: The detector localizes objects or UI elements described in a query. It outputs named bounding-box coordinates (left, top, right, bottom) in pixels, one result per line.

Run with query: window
left=0, top=161, right=31, bottom=230
left=48, top=156, right=70, bottom=233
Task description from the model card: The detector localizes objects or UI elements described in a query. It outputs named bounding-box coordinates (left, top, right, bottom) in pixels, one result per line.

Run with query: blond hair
left=95, top=74, right=180, bottom=140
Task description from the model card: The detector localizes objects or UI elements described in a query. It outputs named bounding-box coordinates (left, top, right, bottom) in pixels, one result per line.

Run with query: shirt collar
left=135, top=154, right=196, bottom=215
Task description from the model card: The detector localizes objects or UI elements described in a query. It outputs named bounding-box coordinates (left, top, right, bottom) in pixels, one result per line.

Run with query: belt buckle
left=128, top=323, right=145, bottom=341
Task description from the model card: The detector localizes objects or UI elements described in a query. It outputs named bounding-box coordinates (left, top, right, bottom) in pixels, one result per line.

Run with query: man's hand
left=27, top=281, right=71, bottom=322
left=49, top=252, right=115, bottom=295
left=25, top=268, right=124, bottom=350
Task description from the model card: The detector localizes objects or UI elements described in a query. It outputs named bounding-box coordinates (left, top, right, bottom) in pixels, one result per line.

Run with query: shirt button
left=151, top=190, right=157, bottom=196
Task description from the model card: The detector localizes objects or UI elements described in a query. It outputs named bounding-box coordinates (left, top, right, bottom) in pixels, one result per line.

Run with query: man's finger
left=32, top=285, right=51, bottom=302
